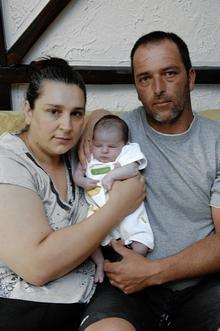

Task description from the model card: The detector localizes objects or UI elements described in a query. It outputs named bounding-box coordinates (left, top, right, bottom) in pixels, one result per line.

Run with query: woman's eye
left=48, top=109, right=59, bottom=115
left=51, top=110, right=58, bottom=114
left=71, top=111, right=83, bottom=117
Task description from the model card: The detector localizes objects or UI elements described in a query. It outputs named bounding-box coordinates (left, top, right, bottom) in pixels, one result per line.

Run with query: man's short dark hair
left=130, top=31, right=192, bottom=75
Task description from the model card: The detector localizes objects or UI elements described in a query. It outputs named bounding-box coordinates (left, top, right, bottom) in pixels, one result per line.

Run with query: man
left=80, top=31, right=220, bottom=331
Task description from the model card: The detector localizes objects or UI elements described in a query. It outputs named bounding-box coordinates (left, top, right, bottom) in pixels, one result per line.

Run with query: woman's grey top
left=0, top=133, right=96, bottom=303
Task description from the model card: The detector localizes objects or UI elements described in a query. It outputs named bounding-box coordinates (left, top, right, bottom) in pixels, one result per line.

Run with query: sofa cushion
left=0, top=111, right=25, bottom=134
left=200, top=109, right=220, bottom=121
left=0, top=109, right=220, bottom=134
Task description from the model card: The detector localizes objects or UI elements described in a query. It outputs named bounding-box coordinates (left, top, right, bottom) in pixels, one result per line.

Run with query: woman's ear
left=23, top=101, right=33, bottom=126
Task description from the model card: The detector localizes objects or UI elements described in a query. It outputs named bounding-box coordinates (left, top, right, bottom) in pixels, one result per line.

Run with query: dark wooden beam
left=0, top=0, right=12, bottom=110
left=195, top=67, right=220, bottom=85
left=0, top=65, right=220, bottom=85
left=7, top=0, right=73, bottom=64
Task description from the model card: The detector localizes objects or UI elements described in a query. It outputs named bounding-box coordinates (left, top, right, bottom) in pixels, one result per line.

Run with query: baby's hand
left=84, top=178, right=99, bottom=190
left=114, top=162, right=121, bottom=169
left=102, top=174, right=114, bottom=191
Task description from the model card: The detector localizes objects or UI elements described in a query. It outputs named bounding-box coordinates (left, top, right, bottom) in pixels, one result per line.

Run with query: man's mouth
left=153, top=100, right=172, bottom=106
left=154, top=100, right=172, bottom=105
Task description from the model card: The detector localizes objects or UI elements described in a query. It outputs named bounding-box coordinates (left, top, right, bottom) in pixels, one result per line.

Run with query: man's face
left=133, top=40, right=195, bottom=126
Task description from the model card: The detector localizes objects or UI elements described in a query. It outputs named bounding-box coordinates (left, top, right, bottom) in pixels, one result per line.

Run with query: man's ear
left=188, top=68, right=196, bottom=92
left=23, top=101, right=33, bottom=126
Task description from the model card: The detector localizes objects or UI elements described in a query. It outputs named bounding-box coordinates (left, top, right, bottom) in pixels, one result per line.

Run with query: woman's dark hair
left=93, top=115, right=129, bottom=144
left=130, top=31, right=192, bottom=76
left=26, top=57, right=86, bottom=109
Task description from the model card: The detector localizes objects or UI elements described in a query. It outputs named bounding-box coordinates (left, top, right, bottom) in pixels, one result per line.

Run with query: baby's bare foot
left=94, top=265, right=105, bottom=283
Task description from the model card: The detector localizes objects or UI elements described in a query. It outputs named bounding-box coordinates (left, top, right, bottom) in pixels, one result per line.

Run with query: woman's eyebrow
left=72, top=107, right=85, bottom=112
left=45, top=104, right=62, bottom=108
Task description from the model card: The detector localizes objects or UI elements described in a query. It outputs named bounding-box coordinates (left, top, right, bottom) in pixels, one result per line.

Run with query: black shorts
left=0, top=297, right=85, bottom=331
left=79, top=274, right=220, bottom=331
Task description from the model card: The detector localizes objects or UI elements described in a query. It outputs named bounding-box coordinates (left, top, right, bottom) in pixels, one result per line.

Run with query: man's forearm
left=104, top=234, right=220, bottom=294
left=150, top=233, right=220, bottom=286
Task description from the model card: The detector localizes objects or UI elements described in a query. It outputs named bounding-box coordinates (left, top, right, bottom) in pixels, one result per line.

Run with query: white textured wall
left=2, top=0, right=220, bottom=112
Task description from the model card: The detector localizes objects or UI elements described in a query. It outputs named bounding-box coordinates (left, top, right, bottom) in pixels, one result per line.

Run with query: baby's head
left=92, top=115, right=129, bottom=163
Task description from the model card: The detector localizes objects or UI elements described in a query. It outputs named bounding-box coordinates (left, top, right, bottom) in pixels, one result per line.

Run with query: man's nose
left=152, top=76, right=166, bottom=96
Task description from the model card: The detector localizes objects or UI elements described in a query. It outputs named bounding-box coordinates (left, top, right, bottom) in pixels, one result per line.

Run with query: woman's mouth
left=54, top=137, right=72, bottom=143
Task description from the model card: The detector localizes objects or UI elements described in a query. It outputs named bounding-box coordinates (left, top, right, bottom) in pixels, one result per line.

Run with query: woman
left=0, top=57, right=145, bottom=330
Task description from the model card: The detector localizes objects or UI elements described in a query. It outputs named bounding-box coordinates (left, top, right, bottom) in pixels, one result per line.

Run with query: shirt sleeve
left=0, top=156, right=37, bottom=193
left=210, top=143, right=220, bottom=207
left=116, top=143, right=147, bottom=170
left=210, top=177, right=220, bottom=208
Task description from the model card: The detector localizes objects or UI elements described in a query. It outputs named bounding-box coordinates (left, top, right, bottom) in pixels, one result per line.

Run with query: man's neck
left=146, top=109, right=194, bottom=134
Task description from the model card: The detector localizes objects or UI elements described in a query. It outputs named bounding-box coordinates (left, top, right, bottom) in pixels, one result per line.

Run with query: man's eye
left=140, top=76, right=149, bottom=83
left=139, top=76, right=150, bottom=86
left=166, top=71, right=177, bottom=77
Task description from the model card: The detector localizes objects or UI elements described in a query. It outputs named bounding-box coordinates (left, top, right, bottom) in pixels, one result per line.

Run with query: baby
left=74, top=115, right=154, bottom=282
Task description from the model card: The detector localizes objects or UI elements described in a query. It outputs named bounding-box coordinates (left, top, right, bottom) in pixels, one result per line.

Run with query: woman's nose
left=60, top=115, right=72, bottom=131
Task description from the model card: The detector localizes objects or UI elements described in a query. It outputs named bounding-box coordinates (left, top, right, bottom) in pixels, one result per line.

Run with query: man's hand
left=104, top=240, right=161, bottom=294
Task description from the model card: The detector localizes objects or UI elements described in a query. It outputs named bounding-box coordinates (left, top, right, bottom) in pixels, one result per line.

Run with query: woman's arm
left=0, top=175, right=145, bottom=286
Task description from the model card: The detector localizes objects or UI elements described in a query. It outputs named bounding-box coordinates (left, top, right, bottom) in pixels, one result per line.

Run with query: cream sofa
left=0, top=109, right=220, bottom=134
left=0, top=111, right=26, bottom=134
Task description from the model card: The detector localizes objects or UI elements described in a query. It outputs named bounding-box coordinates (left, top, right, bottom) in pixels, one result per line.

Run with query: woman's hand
left=78, top=109, right=111, bottom=169
left=108, top=174, right=146, bottom=219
